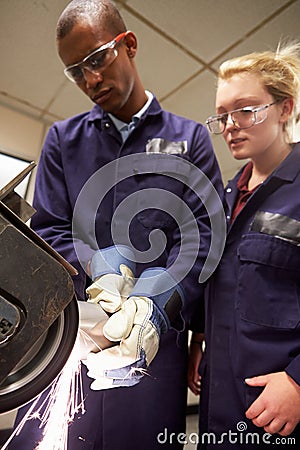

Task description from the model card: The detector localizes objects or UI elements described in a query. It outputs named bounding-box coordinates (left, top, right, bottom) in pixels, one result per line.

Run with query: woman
left=189, top=41, right=300, bottom=449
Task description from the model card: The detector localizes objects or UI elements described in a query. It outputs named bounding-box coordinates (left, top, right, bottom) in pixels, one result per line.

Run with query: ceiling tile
left=126, top=0, right=287, bottom=61
left=161, top=69, right=216, bottom=123
left=47, top=81, right=93, bottom=120
left=120, top=9, right=202, bottom=99
left=212, top=0, right=300, bottom=70
left=0, top=1, right=70, bottom=112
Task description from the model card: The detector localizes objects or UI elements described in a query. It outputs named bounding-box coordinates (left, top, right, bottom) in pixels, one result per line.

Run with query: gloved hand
left=82, top=346, right=146, bottom=389
left=83, top=268, right=184, bottom=389
left=86, top=264, right=134, bottom=314
left=103, top=295, right=164, bottom=366
left=77, top=301, right=113, bottom=360
left=79, top=300, right=145, bottom=389
left=82, top=297, right=162, bottom=390
left=85, top=245, right=136, bottom=314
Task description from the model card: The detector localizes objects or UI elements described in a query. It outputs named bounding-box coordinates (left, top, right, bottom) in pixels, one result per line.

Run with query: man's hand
left=86, top=246, right=136, bottom=313
left=245, top=371, right=300, bottom=436
left=86, top=264, right=134, bottom=313
left=83, top=268, right=184, bottom=390
left=82, top=296, right=163, bottom=390
left=103, top=296, right=162, bottom=366
left=78, top=300, right=146, bottom=390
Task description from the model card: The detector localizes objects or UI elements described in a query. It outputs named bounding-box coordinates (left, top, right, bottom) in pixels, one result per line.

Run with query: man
left=11, top=1, right=224, bottom=448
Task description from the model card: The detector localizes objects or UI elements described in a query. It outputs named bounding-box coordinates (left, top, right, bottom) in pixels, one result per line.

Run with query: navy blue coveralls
left=11, top=96, right=223, bottom=450
left=199, top=143, right=300, bottom=449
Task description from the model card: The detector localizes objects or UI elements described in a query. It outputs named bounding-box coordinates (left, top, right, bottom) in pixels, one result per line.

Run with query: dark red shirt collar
left=231, top=161, right=257, bottom=222
left=236, top=161, right=253, bottom=192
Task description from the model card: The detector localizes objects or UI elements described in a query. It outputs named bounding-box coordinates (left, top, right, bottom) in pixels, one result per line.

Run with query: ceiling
left=0, top=0, right=300, bottom=181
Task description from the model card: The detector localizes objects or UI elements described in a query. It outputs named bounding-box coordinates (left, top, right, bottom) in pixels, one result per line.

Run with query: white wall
left=0, top=104, right=48, bottom=203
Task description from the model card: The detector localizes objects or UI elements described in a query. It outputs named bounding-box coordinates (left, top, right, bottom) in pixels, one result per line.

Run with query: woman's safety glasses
left=206, top=101, right=279, bottom=134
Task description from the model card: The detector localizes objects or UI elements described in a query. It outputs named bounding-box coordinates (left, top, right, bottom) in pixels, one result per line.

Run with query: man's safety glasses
left=64, top=32, right=127, bottom=83
left=206, top=101, right=279, bottom=135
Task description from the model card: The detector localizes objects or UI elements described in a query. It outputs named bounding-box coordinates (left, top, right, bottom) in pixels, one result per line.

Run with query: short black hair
left=56, top=0, right=127, bottom=40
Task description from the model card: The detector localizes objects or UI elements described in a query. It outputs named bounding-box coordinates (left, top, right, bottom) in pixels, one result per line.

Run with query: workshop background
left=0, top=0, right=300, bottom=447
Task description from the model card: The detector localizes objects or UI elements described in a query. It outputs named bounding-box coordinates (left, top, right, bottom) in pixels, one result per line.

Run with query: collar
left=108, top=90, right=153, bottom=131
left=87, top=91, right=157, bottom=126
left=228, top=142, right=300, bottom=191
left=236, top=161, right=253, bottom=193
left=271, top=143, right=300, bottom=182
left=108, top=91, right=153, bottom=143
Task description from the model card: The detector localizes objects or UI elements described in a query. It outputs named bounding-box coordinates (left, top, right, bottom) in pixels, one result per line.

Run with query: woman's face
left=216, top=73, right=286, bottom=163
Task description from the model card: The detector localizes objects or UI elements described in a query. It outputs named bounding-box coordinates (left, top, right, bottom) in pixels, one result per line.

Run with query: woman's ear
left=279, top=97, right=294, bottom=123
left=124, top=31, right=137, bottom=58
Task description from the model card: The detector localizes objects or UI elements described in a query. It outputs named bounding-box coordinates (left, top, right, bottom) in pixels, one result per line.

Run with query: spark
left=2, top=329, right=96, bottom=450
left=128, top=366, right=149, bottom=378
left=2, top=327, right=149, bottom=449
left=1, top=396, right=42, bottom=449
left=35, top=331, right=90, bottom=450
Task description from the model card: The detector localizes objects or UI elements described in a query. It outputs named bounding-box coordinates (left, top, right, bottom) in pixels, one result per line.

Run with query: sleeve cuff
left=130, top=267, right=185, bottom=331
left=285, top=354, right=300, bottom=386
left=90, top=245, right=135, bottom=281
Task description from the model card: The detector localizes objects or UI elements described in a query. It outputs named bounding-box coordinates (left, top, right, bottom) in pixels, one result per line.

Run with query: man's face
left=58, top=21, right=137, bottom=120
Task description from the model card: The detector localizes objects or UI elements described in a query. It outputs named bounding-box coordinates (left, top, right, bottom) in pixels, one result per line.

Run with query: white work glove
left=82, top=296, right=162, bottom=389
left=81, top=245, right=139, bottom=389
left=77, top=301, right=112, bottom=360
left=82, top=346, right=145, bottom=390
left=79, top=302, right=143, bottom=389
left=85, top=245, right=136, bottom=314
left=86, top=263, right=135, bottom=314
left=83, top=268, right=184, bottom=390
left=103, top=296, right=161, bottom=364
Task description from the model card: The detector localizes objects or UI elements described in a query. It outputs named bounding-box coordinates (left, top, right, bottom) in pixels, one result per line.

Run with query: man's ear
left=124, top=31, right=137, bottom=58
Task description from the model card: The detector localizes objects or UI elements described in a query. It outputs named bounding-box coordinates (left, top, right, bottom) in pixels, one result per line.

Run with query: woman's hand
left=188, top=333, right=204, bottom=395
left=246, top=371, right=300, bottom=436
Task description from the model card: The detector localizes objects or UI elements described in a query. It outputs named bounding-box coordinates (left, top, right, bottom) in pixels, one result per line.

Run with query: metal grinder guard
left=0, top=163, right=79, bottom=413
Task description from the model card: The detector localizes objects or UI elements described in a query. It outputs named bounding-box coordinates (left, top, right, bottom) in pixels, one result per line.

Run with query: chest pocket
left=132, top=154, right=191, bottom=229
left=237, top=233, right=300, bottom=329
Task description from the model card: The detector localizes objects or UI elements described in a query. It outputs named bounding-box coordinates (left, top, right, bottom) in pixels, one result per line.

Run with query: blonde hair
left=218, top=41, right=300, bottom=140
